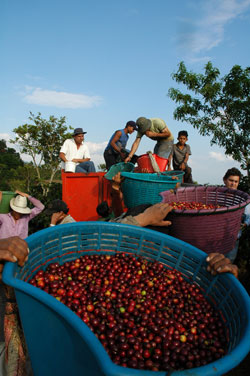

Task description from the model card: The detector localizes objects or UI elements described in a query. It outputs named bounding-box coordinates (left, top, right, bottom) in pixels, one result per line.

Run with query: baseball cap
left=136, top=117, right=151, bottom=133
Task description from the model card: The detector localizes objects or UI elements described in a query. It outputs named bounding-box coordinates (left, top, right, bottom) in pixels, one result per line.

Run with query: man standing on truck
left=104, top=121, right=138, bottom=170
left=125, top=117, right=174, bottom=163
left=60, top=128, right=96, bottom=173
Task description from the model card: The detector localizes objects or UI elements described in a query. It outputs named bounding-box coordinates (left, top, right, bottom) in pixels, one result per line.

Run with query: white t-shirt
left=60, top=139, right=91, bottom=169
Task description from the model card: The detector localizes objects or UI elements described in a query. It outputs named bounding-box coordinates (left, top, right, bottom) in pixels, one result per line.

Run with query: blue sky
left=1, top=0, right=250, bottom=184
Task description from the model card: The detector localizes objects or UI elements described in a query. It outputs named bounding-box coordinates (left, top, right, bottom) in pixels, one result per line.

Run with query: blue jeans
left=75, top=161, right=96, bottom=173
left=154, top=139, right=174, bottom=159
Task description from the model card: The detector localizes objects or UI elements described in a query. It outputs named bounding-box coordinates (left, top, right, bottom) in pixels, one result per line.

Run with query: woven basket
left=160, top=186, right=250, bottom=254
left=121, top=172, right=182, bottom=208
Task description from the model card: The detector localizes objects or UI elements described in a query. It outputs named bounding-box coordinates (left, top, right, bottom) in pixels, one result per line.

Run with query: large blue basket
left=3, top=222, right=250, bottom=376
left=121, top=172, right=182, bottom=208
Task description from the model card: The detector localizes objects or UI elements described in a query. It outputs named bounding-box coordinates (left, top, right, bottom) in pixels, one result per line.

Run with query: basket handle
left=147, top=151, right=161, bottom=173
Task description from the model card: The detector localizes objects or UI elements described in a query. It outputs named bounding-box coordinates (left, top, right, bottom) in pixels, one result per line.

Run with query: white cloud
left=0, top=133, right=11, bottom=142
left=85, top=141, right=107, bottom=153
left=23, top=88, right=103, bottom=109
left=209, top=151, right=233, bottom=162
left=86, top=141, right=107, bottom=168
left=177, top=0, right=250, bottom=60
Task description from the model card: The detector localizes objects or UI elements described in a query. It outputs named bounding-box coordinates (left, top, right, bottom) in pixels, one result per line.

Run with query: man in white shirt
left=59, top=128, right=96, bottom=173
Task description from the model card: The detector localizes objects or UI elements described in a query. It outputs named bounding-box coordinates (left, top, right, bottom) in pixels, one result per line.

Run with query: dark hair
left=178, top=130, right=188, bottom=138
left=223, top=168, right=241, bottom=181
left=125, top=120, right=137, bottom=129
left=46, top=199, right=69, bottom=215
left=96, top=201, right=110, bottom=217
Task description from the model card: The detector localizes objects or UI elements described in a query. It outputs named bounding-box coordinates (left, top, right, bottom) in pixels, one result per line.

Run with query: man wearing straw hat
left=60, top=128, right=96, bottom=173
left=0, top=190, right=44, bottom=239
left=125, top=117, right=174, bottom=163
left=104, top=121, right=138, bottom=170
left=0, top=190, right=43, bottom=375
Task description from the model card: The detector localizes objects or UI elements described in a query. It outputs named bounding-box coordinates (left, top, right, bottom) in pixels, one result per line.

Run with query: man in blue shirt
left=104, top=121, right=138, bottom=170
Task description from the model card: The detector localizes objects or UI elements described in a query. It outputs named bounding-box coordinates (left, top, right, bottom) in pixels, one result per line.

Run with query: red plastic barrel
left=137, top=154, right=168, bottom=173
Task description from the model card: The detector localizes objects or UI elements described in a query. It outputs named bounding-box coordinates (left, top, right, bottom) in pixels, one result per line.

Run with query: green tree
left=98, top=163, right=107, bottom=172
left=7, top=163, right=38, bottom=192
left=28, top=180, right=63, bottom=234
left=168, top=62, right=250, bottom=177
left=10, top=112, right=73, bottom=196
left=0, top=139, right=24, bottom=190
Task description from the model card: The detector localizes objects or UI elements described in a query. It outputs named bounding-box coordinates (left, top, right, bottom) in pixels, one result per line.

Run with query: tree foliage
left=0, top=139, right=24, bottom=190
left=168, top=62, right=250, bottom=176
left=98, top=163, right=107, bottom=172
left=10, top=112, right=73, bottom=196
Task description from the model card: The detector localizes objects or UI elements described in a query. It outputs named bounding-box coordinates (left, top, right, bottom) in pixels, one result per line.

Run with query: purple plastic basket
left=160, top=186, right=250, bottom=254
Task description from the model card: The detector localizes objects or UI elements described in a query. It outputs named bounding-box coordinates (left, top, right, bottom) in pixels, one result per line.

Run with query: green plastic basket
left=104, top=162, right=135, bottom=181
left=0, top=191, right=15, bottom=213
left=121, top=172, right=180, bottom=208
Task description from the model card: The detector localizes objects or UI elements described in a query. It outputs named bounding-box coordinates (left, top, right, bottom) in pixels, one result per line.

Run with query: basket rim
left=121, top=171, right=182, bottom=183
left=160, top=186, right=250, bottom=214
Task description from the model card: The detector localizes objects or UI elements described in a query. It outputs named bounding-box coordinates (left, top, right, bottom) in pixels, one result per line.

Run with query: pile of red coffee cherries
left=170, top=201, right=222, bottom=210
left=30, top=253, right=227, bottom=371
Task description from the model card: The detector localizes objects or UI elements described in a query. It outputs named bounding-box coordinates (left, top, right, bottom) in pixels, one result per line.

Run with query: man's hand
left=206, top=253, right=238, bottom=278
left=0, top=237, right=29, bottom=267
left=120, top=151, right=127, bottom=160
left=135, top=203, right=173, bottom=227
left=179, top=163, right=186, bottom=171
left=111, top=172, right=123, bottom=190
left=124, top=156, right=132, bottom=163
left=15, top=190, right=29, bottom=198
left=50, top=212, right=65, bottom=225
left=145, top=130, right=157, bottom=139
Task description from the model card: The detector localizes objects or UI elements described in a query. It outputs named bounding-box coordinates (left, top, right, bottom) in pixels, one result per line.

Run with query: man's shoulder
left=151, top=118, right=166, bottom=126
left=173, top=143, right=179, bottom=150
left=62, top=138, right=74, bottom=146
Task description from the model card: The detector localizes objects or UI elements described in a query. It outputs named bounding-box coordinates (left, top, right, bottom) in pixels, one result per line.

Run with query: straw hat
left=10, top=195, right=31, bottom=214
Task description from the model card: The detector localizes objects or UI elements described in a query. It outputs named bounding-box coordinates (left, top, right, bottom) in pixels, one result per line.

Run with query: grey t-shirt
left=171, top=143, right=191, bottom=167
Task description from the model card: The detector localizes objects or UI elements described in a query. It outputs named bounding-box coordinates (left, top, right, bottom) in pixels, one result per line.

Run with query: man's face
left=178, top=136, right=187, bottom=145
left=224, top=175, right=240, bottom=190
left=74, top=134, right=84, bottom=145
left=11, top=211, right=22, bottom=220
left=127, top=126, right=135, bottom=134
